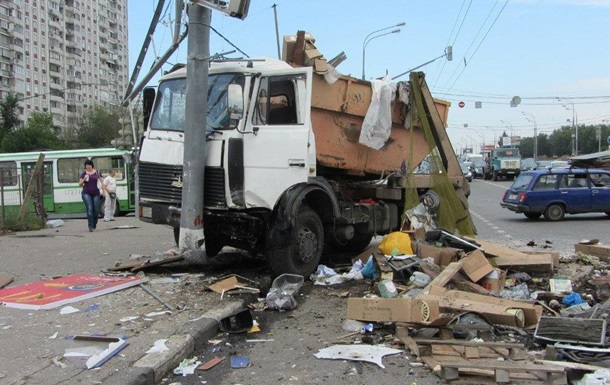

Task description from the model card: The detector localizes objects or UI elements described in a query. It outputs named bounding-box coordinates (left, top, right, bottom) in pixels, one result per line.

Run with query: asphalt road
left=467, top=178, right=610, bottom=255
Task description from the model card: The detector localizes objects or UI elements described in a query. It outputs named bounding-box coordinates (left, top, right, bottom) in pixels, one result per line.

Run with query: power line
left=440, top=0, right=509, bottom=97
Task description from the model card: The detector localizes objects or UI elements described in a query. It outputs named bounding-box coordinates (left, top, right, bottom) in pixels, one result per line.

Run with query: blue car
left=500, top=168, right=610, bottom=221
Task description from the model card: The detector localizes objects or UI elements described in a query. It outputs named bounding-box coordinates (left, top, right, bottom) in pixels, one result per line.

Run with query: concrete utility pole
left=179, top=4, right=211, bottom=257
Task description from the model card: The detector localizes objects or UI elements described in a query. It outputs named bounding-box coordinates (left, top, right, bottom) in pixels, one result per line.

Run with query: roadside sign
left=458, top=101, right=465, bottom=108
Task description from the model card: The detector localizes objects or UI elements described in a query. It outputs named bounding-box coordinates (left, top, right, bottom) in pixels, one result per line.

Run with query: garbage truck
left=137, top=50, right=472, bottom=276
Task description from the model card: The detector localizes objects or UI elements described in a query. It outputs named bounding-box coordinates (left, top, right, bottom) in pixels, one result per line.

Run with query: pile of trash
left=324, top=230, right=610, bottom=384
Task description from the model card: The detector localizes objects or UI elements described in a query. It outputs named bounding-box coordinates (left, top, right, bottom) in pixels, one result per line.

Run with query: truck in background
left=483, top=147, right=522, bottom=181
left=137, top=50, right=472, bottom=277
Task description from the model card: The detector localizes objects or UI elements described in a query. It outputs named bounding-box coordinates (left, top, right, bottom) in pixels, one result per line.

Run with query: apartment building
left=0, top=0, right=128, bottom=133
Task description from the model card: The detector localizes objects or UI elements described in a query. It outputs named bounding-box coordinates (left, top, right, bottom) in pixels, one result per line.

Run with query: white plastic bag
left=359, top=75, right=397, bottom=150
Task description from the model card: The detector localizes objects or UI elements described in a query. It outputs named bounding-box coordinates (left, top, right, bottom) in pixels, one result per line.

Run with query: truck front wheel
left=267, top=207, right=323, bottom=277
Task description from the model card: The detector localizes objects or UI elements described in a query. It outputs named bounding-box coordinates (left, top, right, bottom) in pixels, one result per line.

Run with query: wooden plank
left=18, top=154, right=45, bottom=220
left=0, top=272, right=14, bottom=289
left=535, top=359, right=610, bottom=372
left=421, top=261, right=464, bottom=294
left=131, top=256, right=185, bottom=272
left=440, top=361, right=565, bottom=373
left=414, top=339, right=524, bottom=349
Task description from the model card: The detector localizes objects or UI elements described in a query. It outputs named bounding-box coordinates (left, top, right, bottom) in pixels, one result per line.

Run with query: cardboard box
left=312, top=58, right=328, bottom=74
left=282, top=33, right=316, bottom=62
left=347, top=297, right=439, bottom=324
left=417, top=243, right=461, bottom=267
left=419, top=286, right=542, bottom=328
left=575, top=243, right=610, bottom=260
left=479, top=268, right=506, bottom=292
left=461, top=249, right=495, bottom=282
left=304, top=48, right=323, bottom=64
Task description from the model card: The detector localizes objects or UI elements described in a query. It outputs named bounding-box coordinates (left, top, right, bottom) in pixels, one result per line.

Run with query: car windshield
left=150, top=73, right=245, bottom=132
left=510, top=173, right=534, bottom=190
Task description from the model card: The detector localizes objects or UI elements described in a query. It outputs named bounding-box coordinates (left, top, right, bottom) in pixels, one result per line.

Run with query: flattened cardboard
left=461, top=250, right=494, bottom=282
left=474, top=239, right=554, bottom=273
left=417, top=243, right=461, bottom=267
left=418, top=286, right=542, bottom=328
left=347, top=297, right=439, bottom=324
left=479, top=268, right=507, bottom=292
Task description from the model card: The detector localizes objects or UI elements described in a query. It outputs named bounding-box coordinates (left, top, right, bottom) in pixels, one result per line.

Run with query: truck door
left=242, top=67, right=312, bottom=209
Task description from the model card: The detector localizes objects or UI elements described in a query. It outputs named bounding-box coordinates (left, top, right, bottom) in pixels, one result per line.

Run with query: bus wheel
left=267, top=207, right=323, bottom=277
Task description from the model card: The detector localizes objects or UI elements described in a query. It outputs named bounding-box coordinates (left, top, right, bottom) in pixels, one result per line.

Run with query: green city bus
left=0, top=148, right=136, bottom=218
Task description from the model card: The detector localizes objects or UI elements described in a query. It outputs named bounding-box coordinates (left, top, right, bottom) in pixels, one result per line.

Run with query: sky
left=126, top=0, right=610, bottom=154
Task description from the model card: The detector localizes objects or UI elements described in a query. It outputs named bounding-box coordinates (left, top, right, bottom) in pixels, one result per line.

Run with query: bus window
left=57, top=157, right=87, bottom=183
left=0, top=161, right=18, bottom=186
left=92, top=156, right=125, bottom=181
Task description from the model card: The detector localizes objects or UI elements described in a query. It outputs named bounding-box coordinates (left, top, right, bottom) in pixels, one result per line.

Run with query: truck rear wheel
left=267, top=207, right=323, bottom=277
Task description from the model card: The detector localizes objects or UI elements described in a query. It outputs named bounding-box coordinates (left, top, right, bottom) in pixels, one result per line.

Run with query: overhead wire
left=441, top=0, right=509, bottom=96
left=431, top=0, right=468, bottom=87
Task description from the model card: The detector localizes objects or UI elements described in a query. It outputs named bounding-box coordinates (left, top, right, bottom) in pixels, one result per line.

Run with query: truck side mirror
left=142, top=87, right=156, bottom=130
left=227, top=84, right=244, bottom=122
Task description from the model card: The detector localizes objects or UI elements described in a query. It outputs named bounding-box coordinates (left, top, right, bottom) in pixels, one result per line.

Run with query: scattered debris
left=173, top=356, right=201, bottom=376
left=64, top=335, right=128, bottom=369
left=145, top=339, right=170, bottom=354
left=230, top=356, right=249, bottom=369
left=266, top=274, right=304, bottom=311
left=139, top=284, right=174, bottom=311
left=197, top=356, right=225, bottom=371
left=219, top=308, right=253, bottom=334
left=313, top=345, right=403, bottom=369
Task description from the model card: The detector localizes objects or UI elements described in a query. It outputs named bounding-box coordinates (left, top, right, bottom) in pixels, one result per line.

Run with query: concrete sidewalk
left=0, top=217, right=250, bottom=384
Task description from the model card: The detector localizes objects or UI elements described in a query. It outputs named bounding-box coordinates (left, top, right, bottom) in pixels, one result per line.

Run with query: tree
left=72, top=104, right=126, bottom=148
left=1, top=112, right=63, bottom=152
left=0, top=93, right=20, bottom=147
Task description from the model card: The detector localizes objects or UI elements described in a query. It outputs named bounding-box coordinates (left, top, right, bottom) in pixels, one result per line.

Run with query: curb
left=106, top=299, right=247, bottom=385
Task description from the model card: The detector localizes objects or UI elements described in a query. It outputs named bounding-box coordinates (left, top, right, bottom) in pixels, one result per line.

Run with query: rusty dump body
left=308, top=71, right=450, bottom=177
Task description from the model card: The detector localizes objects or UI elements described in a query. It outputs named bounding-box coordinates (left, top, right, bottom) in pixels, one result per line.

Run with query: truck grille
left=139, top=163, right=183, bottom=203
left=502, top=160, right=519, bottom=169
left=138, top=163, right=226, bottom=207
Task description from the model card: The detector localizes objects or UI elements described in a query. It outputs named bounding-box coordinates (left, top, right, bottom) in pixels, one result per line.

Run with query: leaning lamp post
left=361, top=22, right=405, bottom=80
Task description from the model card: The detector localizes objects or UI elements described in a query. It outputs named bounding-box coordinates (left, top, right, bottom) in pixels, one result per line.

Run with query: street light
left=558, top=98, right=578, bottom=155
left=501, top=120, right=513, bottom=147
left=362, top=22, right=405, bottom=80
left=392, top=45, right=453, bottom=80
left=522, top=111, right=538, bottom=160
left=601, top=119, right=610, bottom=152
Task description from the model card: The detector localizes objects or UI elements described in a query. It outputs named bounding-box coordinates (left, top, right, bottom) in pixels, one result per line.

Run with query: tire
left=492, top=170, right=498, bottom=181
left=543, top=204, right=565, bottom=221
left=328, top=231, right=373, bottom=253
left=267, top=207, right=324, bottom=277
left=173, top=227, right=216, bottom=252
left=524, top=212, right=542, bottom=220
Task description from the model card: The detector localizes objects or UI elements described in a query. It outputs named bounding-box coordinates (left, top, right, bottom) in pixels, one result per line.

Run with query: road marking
left=480, top=180, right=510, bottom=190
left=471, top=209, right=514, bottom=240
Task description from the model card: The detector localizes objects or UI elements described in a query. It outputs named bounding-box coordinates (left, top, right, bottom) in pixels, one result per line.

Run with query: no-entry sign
left=458, top=101, right=465, bottom=108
